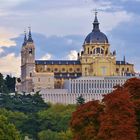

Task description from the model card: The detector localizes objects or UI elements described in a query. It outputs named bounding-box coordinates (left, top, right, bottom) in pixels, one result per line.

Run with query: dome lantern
left=93, top=11, right=100, bottom=31
left=84, top=12, right=109, bottom=44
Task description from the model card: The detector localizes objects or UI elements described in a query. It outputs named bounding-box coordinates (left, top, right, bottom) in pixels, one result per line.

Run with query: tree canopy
left=0, top=115, right=20, bottom=140
left=71, top=78, right=140, bottom=140
left=71, top=100, right=103, bottom=140
left=76, top=95, right=85, bottom=105
left=98, top=88, right=136, bottom=140
left=123, top=78, right=140, bottom=139
left=0, top=92, right=49, bottom=113
left=0, top=73, right=15, bottom=93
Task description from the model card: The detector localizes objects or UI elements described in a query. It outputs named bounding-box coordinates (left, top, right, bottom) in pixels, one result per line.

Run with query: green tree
left=38, top=129, right=59, bottom=140
left=21, top=114, right=40, bottom=139
left=0, top=92, right=48, bottom=113
left=0, top=115, right=21, bottom=140
left=5, top=75, right=16, bottom=93
left=58, top=129, right=73, bottom=140
left=76, top=95, right=85, bottom=105
left=0, top=73, right=8, bottom=93
left=38, top=104, right=76, bottom=132
left=38, top=129, right=73, bottom=140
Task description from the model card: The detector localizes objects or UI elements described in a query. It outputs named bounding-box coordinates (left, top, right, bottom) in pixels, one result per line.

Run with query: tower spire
left=22, top=30, right=27, bottom=46
left=92, top=9, right=100, bottom=31
left=123, top=56, right=126, bottom=64
left=27, top=27, right=33, bottom=43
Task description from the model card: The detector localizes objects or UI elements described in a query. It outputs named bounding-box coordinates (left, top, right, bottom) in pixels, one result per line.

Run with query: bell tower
left=21, top=27, right=35, bottom=92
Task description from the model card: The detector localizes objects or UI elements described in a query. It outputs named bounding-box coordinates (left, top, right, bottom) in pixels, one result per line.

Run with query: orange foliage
left=98, top=88, right=137, bottom=140
left=70, top=100, right=103, bottom=140
left=70, top=78, right=140, bottom=140
left=123, top=78, right=140, bottom=107
left=123, top=78, right=140, bottom=139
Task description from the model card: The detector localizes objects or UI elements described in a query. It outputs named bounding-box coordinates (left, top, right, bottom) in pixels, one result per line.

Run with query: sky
left=0, top=0, right=140, bottom=76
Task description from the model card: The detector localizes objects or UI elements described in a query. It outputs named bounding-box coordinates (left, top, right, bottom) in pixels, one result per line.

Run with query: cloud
left=100, top=11, right=132, bottom=32
left=31, top=33, right=84, bottom=60
left=0, top=0, right=139, bottom=76
left=0, top=0, right=133, bottom=38
left=0, top=53, right=20, bottom=76
left=67, top=50, right=78, bottom=60
left=0, top=39, right=16, bottom=48
left=0, top=27, right=18, bottom=53
left=40, top=53, right=52, bottom=60
left=0, top=48, right=4, bottom=54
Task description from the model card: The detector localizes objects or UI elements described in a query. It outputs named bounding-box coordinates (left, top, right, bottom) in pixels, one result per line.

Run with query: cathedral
left=16, top=13, right=135, bottom=93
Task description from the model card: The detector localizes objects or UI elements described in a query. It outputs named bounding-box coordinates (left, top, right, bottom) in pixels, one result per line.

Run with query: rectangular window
left=38, top=78, right=40, bottom=82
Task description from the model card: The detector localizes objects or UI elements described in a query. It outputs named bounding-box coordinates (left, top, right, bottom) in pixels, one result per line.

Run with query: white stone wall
left=40, top=89, right=68, bottom=104
left=40, top=89, right=106, bottom=104
left=40, top=76, right=131, bottom=104
left=18, top=76, right=139, bottom=104
left=64, top=76, right=129, bottom=94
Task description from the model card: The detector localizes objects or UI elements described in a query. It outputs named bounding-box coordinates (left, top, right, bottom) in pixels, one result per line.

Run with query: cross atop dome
left=84, top=10, right=108, bottom=44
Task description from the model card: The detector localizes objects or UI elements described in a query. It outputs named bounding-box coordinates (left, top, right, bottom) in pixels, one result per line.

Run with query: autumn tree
left=98, top=88, right=137, bottom=140
left=70, top=100, right=103, bottom=140
left=123, top=78, right=140, bottom=139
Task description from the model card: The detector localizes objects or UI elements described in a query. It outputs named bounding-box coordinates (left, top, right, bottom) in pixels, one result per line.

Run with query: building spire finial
left=27, top=26, right=33, bottom=43
left=123, top=56, right=126, bottom=64
left=24, top=29, right=27, bottom=41
left=92, top=9, right=100, bottom=31
left=22, top=29, right=27, bottom=46
left=94, top=9, right=98, bottom=21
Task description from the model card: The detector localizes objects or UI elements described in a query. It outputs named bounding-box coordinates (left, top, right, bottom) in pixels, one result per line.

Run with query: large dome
left=84, top=31, right=108, bottom=44
left=84, top=13, right=109, bottom=44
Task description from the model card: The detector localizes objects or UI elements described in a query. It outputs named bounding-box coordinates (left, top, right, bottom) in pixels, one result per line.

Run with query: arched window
left=29, top=48, right=32, bottom=54
left=47, top=68, right=50, bottom=72
left=77, top=68, right=80, bottom=72
left=62, top=68, right=65, bottom=72
left=93, top=49, right=96, bottom=54
left=30, top=73, right=32, bottom=77
left=101, top=49, right=104, bottom=54
left=96, top=48, right=100, bottom=53
left=54, top=68, right=58, bottom=72
left=116, top=68, right=119, bottom=72
left=69, top=68, right=73, bottom=72
left=38, top=78, right=40, bottom=82
left=88, top=48, right=89, bottom=54
left=93, top=47, right=104, bottom=54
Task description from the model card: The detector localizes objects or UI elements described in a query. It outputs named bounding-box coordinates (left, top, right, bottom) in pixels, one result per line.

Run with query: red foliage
left=123, top=78, right=140, bottom=139
left=70, top=78, right=140, bottom=140
left=98, top=88, right=137, bottom=140
left=123, top=78, right=140, bottom=109
left=70, top=100, right=103, bottom=140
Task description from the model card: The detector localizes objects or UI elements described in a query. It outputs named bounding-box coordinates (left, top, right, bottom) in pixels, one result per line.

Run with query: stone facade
left=16, top=13, right=135, bottom=94
left=40, top=76, right=137, bottom=104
